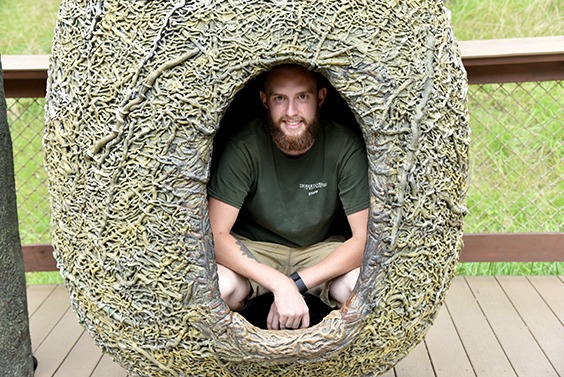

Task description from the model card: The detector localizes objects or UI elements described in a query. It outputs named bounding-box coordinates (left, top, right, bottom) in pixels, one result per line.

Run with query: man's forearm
left=214, top=232, right=291, bottom=293
left=297, top=208, right=368, bottom=290
left=297, top=236, right=364, bottom=290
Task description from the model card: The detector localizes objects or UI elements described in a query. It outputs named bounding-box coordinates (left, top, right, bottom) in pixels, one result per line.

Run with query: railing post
left=0, top=58, right=35, bottom=376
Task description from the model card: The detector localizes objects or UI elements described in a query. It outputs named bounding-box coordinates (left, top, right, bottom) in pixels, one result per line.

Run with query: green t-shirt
left=208, top=118, right=369, bottom=247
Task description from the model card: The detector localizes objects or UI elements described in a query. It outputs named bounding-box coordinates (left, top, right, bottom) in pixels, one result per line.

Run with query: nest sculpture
left=44, top=0, right=469, bottom=376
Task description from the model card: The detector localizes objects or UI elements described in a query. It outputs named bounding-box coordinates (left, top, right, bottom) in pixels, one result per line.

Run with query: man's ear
left=317, top=87, right=327, bottom=107
left=259, top=91, right=268, bottom=109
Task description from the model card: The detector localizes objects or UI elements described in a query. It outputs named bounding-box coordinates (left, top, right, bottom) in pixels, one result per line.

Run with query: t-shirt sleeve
left=337, top=141, right=370, bottom=216
left=207, top=142, right=254, bottom=209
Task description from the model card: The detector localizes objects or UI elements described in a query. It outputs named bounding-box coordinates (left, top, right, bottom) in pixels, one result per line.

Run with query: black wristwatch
left=290, top=272, right=308, bottom=295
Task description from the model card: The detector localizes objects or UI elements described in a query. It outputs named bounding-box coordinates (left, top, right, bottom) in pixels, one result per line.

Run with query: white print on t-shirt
left=299, top=182, right=327, bottom=197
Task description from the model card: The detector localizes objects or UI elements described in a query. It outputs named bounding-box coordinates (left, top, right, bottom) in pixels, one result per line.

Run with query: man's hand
left=267, top=281, right=310, bottom=330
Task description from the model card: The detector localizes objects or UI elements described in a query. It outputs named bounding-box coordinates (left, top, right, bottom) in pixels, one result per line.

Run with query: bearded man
left=207, top=64, right=369, bottom=330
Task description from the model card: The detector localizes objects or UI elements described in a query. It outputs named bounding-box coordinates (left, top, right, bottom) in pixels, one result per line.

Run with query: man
left=208, top=64, right=369, bottom=330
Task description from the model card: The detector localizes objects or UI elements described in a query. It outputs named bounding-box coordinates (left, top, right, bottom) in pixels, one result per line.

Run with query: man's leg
left=217, top=264, right=251, bottom=311
left=329, top=267, right=360, bottom=306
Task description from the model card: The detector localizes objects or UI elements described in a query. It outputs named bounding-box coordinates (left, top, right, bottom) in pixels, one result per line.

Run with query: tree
left=0, top=58, right=34, bottom=376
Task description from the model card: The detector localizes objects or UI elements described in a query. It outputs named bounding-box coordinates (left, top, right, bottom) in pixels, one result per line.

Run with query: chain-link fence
left=7, top=81, right=564, bottom=245
left=7, top=97, right=49, bottom=245
left=466, top=80, right=563, bottom=234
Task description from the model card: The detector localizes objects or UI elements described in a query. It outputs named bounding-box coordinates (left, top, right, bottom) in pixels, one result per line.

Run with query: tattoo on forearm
left=236, top=240, right=261, bottom=263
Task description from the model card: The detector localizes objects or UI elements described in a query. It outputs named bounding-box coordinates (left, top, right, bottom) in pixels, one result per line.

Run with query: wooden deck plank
left=27, top=285, right=58, bottom=317
left=90, top=354, right=129, bottom=377
left=425, top=303, right=475, bottom=377
left=25, top=278, right=564, bottom=376
left=466, top=277, right=558, bottom=377
left=446, top=277, right=517, bottom=377
left=32, top=309, right=86, bottom=377
left=380, top=368, right=396, bottom=377
left=497, top=276, right=564, bottom=375
left=53, top=331, right=105, bottom=377
left=29, top=285, right=72, bottom=352
left=527, top=276, right=564, bottom=325
left=395, top=340, right=434, bottom=377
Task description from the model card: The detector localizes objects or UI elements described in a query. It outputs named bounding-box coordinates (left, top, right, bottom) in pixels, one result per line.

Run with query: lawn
left=1, top=0, right=562, bottom=283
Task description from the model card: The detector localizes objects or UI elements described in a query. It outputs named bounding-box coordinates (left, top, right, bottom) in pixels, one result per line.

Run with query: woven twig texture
left=44, top=0, right=469, bottom=376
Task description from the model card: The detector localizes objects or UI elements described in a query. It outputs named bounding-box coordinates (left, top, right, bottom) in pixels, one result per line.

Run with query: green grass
left=25, top=271, right=63, bottom=285
left=445, top=0, right=564, bottom=39
left=2, top=0, right=563, bottom=283
left=457, top=262, right=563, bottom=276
left=0, top=0, right=59, bottom=54
left=1, top=0, right=562, bottom=55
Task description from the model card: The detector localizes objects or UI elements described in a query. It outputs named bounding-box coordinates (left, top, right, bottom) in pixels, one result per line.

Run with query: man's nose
left=285, top=99, right=298, bottom=117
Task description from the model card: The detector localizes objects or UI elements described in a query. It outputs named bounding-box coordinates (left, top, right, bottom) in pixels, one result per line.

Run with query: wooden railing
left=2, top=36, right=564, bottom=271
left=460, top=36, right=564, bottom=84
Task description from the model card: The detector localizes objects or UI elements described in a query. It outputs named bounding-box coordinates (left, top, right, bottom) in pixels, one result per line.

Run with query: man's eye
left=298, top=94, right=309, bottom=101
left=273, top=96, right=285, bottom=102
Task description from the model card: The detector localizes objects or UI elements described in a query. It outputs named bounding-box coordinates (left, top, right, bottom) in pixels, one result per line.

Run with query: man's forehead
left=267, top=81, right=316, bottom=95
left=264, top=66, right=318, bottom=93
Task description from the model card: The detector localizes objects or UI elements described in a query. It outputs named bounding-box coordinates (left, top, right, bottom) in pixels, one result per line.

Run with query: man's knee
left=330, top=267, right=360, bottom=306
left=217, top=264, right=250, bottom=311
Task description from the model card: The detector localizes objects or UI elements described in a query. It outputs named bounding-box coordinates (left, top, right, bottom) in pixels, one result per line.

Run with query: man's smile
left=283, top=119, right=304, bottom=129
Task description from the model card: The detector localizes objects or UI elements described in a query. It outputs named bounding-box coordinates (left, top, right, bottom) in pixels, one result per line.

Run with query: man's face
left=260, top=67, right=327, bottom=155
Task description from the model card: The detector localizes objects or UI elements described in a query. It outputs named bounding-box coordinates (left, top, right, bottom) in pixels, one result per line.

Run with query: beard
left=267, top=112, right=320, bottom=154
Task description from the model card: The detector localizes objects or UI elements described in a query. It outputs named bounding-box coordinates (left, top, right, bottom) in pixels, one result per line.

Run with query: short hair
left=262, top=64, right=322, bottom=93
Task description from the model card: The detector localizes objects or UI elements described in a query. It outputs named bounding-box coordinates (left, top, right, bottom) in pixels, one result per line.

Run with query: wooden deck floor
left=28, top=276, right=564, bottom=377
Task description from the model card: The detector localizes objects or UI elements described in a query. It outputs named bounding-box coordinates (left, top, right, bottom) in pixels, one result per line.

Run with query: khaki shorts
left=234, top=234, right=345, bottom=307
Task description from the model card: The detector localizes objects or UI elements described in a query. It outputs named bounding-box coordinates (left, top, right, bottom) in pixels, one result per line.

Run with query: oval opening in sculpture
left=212, top=69, right=366, bottom=329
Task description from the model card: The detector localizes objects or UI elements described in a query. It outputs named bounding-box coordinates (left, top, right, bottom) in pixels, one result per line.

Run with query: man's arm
left=208, top=197, right=310, bottom=329
left=297, top=208, right=369, bottom=293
